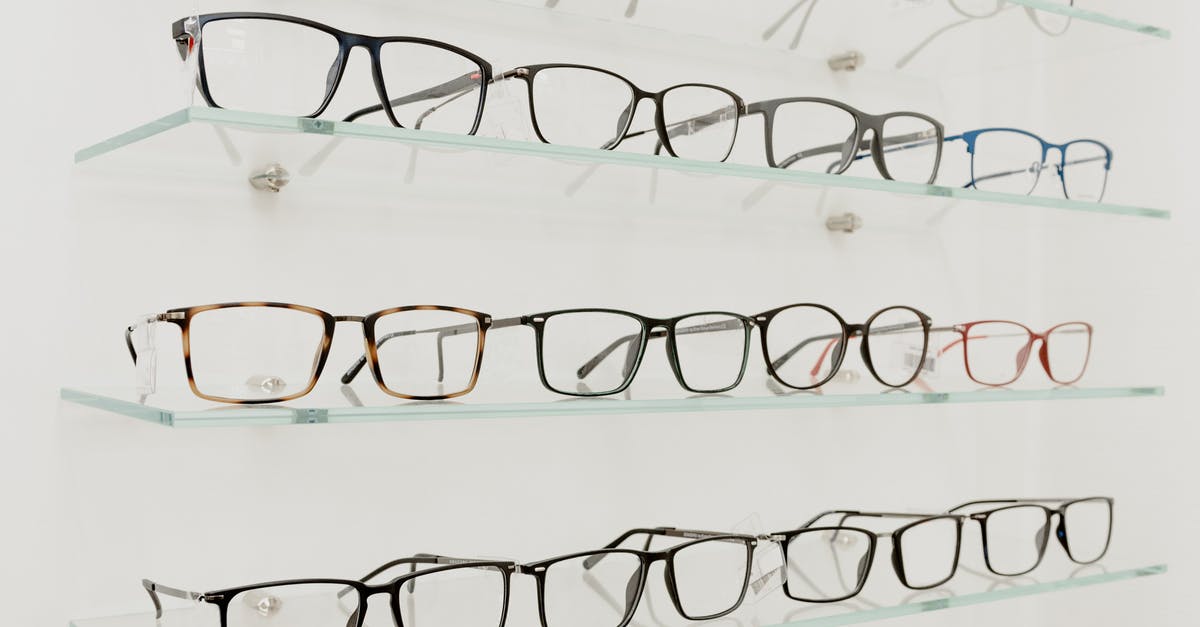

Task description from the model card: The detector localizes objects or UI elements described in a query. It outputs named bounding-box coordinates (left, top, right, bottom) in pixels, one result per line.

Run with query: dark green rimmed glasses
left=522, top=308, right=754, bottom=396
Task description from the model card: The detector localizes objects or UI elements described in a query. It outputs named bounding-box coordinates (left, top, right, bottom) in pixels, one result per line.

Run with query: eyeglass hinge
left=514, top=67, right=530, bottom=77
left=157, top=312, right=185, bottom=321
left=757, top=533, right=786, bottom=542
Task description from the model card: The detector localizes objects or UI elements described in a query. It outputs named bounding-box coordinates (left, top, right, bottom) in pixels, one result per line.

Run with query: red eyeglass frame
left=938, top=320, right=1094, bottom=387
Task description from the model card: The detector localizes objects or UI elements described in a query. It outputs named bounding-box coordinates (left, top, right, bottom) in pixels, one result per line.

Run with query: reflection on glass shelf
left=75, top=108, right=1170, bottom=221
left=68, top=555, right=1164, bottom=627
left=496, top=0, right=1168, bottom=77
left=60, top=381, right=1164, bottom=427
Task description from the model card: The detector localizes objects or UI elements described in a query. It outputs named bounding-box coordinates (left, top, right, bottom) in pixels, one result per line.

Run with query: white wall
left=0, top=1, right=1193, bottom=626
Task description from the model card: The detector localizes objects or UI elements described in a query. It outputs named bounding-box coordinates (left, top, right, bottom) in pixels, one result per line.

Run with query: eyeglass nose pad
left=889, top=542, right=905, bottom=584
left=1015, top=340, right=1033, bottom=373
left=623, top=570, right=643, bottom=614
left=1055, top=516, right=1070, bottom=553
left=1034, top=519, right=1049, bottom=556
left=325, top=57, right=344, bottom=94
left=837, top=132, right=859, bottom=170
left=856, top=548, right=871, bottom=585
left=831, top=338, right=847, bottom=372
left=1037, top=338, right=1052, bottom=377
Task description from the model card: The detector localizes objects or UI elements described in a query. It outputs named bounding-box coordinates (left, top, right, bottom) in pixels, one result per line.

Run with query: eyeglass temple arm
left=619, top=95, right=746, bottom=153
left=342, top=68, right=526, bottom=126
left=582, top=527, right=747, bottom=569
left=778, top=130, right=940, bottom=171
left=946, top=497, right=1101, bottom=514
left=341, top=316, right=524, bottom=385
left=966, top=155, right=1109, bottom=188
left=142, top=579, right=209, bottom=619
left=577, top=318, right=750, bottom=380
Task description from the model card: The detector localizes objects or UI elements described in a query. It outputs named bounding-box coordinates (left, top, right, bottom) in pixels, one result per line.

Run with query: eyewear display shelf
left=74, top=108, right=1170, bottom=222
left=69, top=558, right=1166, bottom=627
left=61, top=384, right=1164, bottom=428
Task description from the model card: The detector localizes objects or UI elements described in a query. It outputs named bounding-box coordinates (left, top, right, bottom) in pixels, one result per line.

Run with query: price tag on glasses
left=731, top=513, right=785, bottom=600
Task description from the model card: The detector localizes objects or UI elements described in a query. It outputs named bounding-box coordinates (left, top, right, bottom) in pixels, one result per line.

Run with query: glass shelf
left=489, top=0, right=1169, bottom=78
left=61, top=384, right=1164, bottom=428
left=68, top=559, right=1165, bottom=627
left=75, top=108, right=1170, bottom=222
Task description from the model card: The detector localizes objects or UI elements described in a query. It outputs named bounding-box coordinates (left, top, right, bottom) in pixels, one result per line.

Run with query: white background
left=0, top=1, right=1193, bottom=626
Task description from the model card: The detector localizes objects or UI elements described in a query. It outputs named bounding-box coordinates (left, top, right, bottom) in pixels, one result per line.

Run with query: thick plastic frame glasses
left=744, top=97, right=945, bottom=184
left=946, top=128, right=1112, bottom=200
left=773, top=510, right=965, bottom=603
left=522, top=527, right=758, bottom=627
left=948, top=497, right=1115, bottom=576
left=172, top=12, right=494, bottom=131
left=936, top=320, right=1094, bottom=386
left=497, top=63, right=747, bottom=161
left=525, top=308, right=755, bottom=396
left=124, top=302, right=523, bottom=403
left=141, top=556, right=515, bottom=627
left=757, top=304, right=934, bottom=390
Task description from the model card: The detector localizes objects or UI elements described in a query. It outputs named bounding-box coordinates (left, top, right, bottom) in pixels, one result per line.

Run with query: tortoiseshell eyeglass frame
left=123, top=302, right=513, bottom=404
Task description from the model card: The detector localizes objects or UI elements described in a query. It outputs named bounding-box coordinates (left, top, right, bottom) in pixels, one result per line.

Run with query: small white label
left=731, top=513, right=785, bottom=599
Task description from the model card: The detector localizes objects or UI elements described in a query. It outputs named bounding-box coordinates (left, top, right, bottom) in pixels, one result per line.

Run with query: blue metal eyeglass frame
left=944, top=128, right=1113, bottom=201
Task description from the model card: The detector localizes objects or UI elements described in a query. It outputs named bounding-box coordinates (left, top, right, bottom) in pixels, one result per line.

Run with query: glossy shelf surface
left=75, top=108, right=1170, bottom=221
left=61, top=384, right=1164, bottom=428
left=69, top=560, right=1165, bottom=627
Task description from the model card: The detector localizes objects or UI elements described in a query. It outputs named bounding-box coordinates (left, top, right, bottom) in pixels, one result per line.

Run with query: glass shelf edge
left=1008, top=1, right=1171, bottom=39
left=783, top=563, right=1167, bottom=627
left=65, top=563, right=1167, bottom=627
left=59, top=385, right=1166, bottom=428
left=75, top=108, right=1172, bottom=221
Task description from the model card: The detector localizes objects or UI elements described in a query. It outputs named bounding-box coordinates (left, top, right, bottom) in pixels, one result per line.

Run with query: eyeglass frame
left=947, top=497, right=1115, bottom=576
left=520, top=527, right=759, bottom=627
left=124, top=302, right=523, bottom=404
left=773, top=510, right=965, bottom=603
left=172, top=12, right=495, bottom=132
left=757, top=304, right=934, bottom=390
left=141, top=556, right=516, bottom=627
left=743, top=97, right=945, bottom=184
left=496, top=63, right=746, bottom=161
left=935, top=320, right=1094, bottom=386
left=945, top=128, right=1112, bottom=200
left=524, top=308, right=755, bottom=396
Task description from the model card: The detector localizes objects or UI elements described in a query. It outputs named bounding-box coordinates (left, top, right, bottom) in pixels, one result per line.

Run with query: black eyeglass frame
left=523, top=308, right=755, bottom=396
left=501, top=63, right=747, bottom=161
left=948, top=496, right=1115, bottom=576
left=520, top=527, right=758, bottom=627
left=755, top=304, right=934, bottom=390
left=141, top=556, right=516, bottom=627
left=745, top=97, right=945, bottom=184
left=172, top=12, right=495, bottom=133
left=773, top=510, right=964, bottom=603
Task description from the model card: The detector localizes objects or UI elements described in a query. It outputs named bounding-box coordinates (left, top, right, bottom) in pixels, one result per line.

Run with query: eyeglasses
left=757, top=304, right=934, bottom=390
left=948, top=497, right=1114, bottom=576
left=898, top=1, right=1074, bottom=69
left=935, top=320, right=1093, bottom=386
left=142, top=556, right=515, bottom=627
left=946, top=128, right=1112, bottom=201
left=744, top=98, right=945, bottom=184
left=125, top=302, right=524, bottom=403
left=527, top=308, right=755, bottom=396
left=172, top=13, right=493, bottom=134
left=495, top=64, right=745, bottom=161
left=520, top=528, right=757, bottom=627
left=774, top=511, right=965, bottom=602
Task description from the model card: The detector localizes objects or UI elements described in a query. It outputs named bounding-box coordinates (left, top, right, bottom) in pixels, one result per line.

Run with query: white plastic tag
left=132, top=315, right=158, bottom=394
left=731, top=513, right=785, bottom=599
